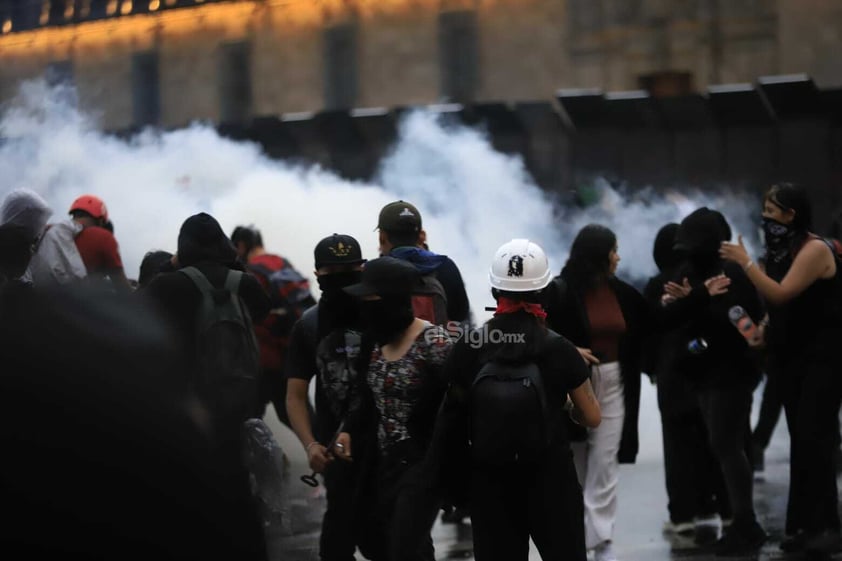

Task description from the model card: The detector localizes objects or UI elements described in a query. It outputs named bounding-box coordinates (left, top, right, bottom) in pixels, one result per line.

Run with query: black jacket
left=657, top=260, right=763, bottom=389
left=545, top=275, right=649, bottom=464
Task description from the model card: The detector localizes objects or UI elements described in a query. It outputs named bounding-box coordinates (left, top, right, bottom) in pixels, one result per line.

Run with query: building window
left=569, top=0, right=603, bottom=31
left=323, top=23, right=358, bottom=111
left=218, top=41, right=252, bottom=124
left=46, top=60, right=74, bottom=87
left=604, top=0, right=640, bottom=25
left=638, top=71, right=695, bottom=97
left=438, top=10, right=479, bottom=103
left=132, top=51, right=160, bottom=127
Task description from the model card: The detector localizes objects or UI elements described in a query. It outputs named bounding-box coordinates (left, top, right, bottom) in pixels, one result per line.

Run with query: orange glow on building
left=1, top=20, right=11, bottom=34
left=107, top=0, right=118, bottom=16
left=149, top=0, right=161, bottom=12
left=120, top=0, right=133, bottom=15
left=65, top=1, right=75, bottom=20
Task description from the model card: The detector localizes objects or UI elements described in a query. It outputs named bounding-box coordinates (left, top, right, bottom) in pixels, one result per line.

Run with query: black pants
left=779, top=353, right=842, bottom=535
left=752, top=367, right=783, bottom=451
left=469, top=447, right=586, bottom=561
left=320, top=461, right=362, bottom=561
left=364, top=457, right=441, bottom=561
left=661, top=409, right=731, bottom=523
left=697, top=385, right=756, bottom=528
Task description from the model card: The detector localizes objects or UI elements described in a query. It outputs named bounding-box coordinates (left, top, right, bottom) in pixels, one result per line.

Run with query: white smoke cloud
left=0, top=80, right=765, bottom=462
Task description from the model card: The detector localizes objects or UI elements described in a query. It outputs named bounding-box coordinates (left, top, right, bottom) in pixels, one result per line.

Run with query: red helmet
left=69, top=195, right=108, bottom=221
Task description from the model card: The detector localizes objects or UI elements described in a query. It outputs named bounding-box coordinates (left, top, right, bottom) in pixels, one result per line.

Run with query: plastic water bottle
left=728, top=305, right=762, bottom=346
left=687, top=338, right=708, bottom=354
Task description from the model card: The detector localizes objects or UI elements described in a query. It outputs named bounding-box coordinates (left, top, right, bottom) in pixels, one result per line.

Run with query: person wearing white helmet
left=433, top=238, right=601, bottom=561
left=544, top=225, right=649, bottom=561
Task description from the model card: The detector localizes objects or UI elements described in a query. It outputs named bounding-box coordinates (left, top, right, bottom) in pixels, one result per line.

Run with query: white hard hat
left=489, top=238, right=552, bottom=292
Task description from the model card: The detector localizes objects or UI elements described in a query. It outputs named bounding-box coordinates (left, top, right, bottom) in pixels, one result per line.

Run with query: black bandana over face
left=762, top=217, right=798, bottom=266
left=360, top=294, right=415, bottom=346
left=317, top=271, right=362, bottom=339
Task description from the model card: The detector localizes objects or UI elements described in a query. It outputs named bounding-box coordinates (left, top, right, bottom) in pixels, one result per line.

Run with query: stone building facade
left=0, top=0, right=840, bottom=130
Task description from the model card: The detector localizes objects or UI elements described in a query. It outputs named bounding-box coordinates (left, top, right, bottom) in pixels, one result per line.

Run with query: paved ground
left=261, top=382, right=842, bottom=560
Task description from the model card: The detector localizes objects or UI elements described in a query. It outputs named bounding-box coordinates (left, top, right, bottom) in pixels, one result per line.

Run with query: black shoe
left=714, top=521, right=767, bottom=557
left=805, top=530, right=842, bottom=554
left=780, top=532, right=807, bottom=553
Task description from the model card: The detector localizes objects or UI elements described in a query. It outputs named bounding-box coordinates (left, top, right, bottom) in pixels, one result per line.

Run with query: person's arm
left=568, top=378, right=601, bottom=428
left=721, top=236, right=835, bottom=305
left=283, top=313, right=331, bottom=471
left=286, top=378, right=332, bottom=473
left=108, top=268, right=133, bottom=291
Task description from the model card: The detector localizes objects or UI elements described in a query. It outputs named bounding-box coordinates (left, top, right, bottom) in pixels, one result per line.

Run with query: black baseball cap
left=377, top=200, right=422, bottom=233
left=343, top=256, right=421, bottom=297
left=314, top=233, right=365, bottom=269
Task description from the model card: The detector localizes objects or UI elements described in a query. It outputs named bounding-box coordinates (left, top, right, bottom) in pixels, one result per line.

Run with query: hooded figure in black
left=660, top=208, right=766, bottom=555
left=643, top=223, right=730, bottom=537
left=0, top=281, right=267, bottom=561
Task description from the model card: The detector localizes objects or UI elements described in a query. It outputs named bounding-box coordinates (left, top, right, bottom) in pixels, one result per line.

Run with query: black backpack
left=181, top=267, right=261, bottom=432
left=470, top=361, right=550, bottom=464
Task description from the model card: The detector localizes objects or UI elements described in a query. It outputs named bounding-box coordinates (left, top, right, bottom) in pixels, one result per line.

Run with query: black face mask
left=762, top=217, right=798, bottom=265
left=317, top=271, right=362, bottom=338
left=360, top=295, right=415, bottom=346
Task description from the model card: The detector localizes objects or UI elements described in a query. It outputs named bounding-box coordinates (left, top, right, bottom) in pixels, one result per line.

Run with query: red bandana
left=494, top=297, right=547, bottom=320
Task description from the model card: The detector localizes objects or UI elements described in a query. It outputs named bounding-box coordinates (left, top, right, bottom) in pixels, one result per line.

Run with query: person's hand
left=663, top=278, right=692, bottom=303
left=720, top=235, right=751, bottom=268
left=576, top=347, right=600, bottom=366
left=306, top=443, right=332, bottom=473
left=704, top=274, right=731, bottom=296
left=334, top=432, right=353, bottom=462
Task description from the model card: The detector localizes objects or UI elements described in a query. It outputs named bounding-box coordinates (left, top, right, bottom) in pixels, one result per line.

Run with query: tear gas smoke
left=0, top=80, right=767, bottom=461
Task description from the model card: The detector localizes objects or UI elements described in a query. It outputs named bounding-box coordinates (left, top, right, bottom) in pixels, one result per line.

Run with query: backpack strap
left=224, top=270, right=243, bottom=293
left=180, top=266, right=215, bottom=294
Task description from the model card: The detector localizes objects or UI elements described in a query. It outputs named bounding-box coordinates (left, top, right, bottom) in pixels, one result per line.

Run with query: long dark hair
left=765, top=183, right=812, bottom=232
left=562, top=224, right=617, bottom=288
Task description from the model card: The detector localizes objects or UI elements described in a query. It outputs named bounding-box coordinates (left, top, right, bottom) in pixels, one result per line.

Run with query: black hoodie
left=660, top=209, right=764, bottom=388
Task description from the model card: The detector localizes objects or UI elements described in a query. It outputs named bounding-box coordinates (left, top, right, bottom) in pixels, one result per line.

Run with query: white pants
left=572, top=361, right=625, bottom=550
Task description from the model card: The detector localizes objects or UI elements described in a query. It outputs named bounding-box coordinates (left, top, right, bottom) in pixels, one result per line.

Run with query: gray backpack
left=181, top=267, right=260, bottom=429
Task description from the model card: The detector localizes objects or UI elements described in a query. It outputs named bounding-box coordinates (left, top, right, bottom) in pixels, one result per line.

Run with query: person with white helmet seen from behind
left=433, top=239, right=601, bottom=560
left=543, top=225, right=649, bottom=561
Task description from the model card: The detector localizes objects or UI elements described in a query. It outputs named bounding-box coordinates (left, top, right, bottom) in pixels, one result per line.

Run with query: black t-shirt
left=446, top=326, right=590, bottom=444
left=285, top=305, right=364, bottom=442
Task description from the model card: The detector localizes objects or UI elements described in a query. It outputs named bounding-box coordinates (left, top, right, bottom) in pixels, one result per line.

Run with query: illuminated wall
left=1, top=0, right=841, bottom=130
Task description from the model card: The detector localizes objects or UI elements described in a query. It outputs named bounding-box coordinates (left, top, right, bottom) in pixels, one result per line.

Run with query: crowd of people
left=0, top=184, right=840, bottom=561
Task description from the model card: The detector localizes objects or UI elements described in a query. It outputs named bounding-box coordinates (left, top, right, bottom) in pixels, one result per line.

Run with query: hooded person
left=0, top=189, right=52, bottom=285
left=660, top=207, right=767, bottom=556
left=0, top=269, right=270, bottom=561
left=144, top=213, right=269, bottom=415
left=643, top=223, right=731, bottom=539
left=143, top=212, right=270, bottom=555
